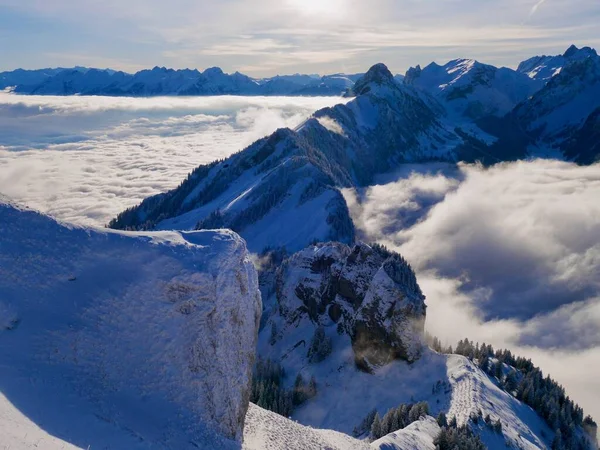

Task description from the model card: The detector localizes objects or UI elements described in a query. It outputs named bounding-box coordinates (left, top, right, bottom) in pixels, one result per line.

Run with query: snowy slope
left=0, top=201, right=261, bottom=449
left=404, top=59, right=541, bottom=119
left=244, top=404, right=440, bottom=450
left=244, top=403, right=369, bottom=450
left=256, top=344, right=554, bottom=449
left=253, top=242, right=559, bottom=449
left=371, top=416, right=440, bottom=450
left=517, top=45, right=598, bottom=82
left=444, top=356, right=552, bottom=450
left=244, top=351, right=556, bottom=449
left=507, top=49, right=600, bottom=161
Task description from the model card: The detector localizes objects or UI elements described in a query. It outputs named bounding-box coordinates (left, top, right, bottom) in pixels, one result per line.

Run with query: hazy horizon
left=2, top=0, right=599, bottom=77
left=0, top=42, right=597, bottom=77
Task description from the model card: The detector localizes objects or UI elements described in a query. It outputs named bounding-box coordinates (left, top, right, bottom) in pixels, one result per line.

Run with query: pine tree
left=353, top=409, right=377, bottom=437
left=293, top=373, right=306, bottom=406
left=308, top=375, right=317, bottom=399
left=269, top=322, right=278, bottom=345
left=504, top=370, right=518, bottom=392
left=437, top=412, right=448, bottom=427
left=552, top=429, right=563, bottom=450
left=370, top=412, right=382, bottom=440
left=408, top=404, right=421, bottom=423
left=381, top=409, right=394, bottom=436
left=307, top=325, right=333, bottom=363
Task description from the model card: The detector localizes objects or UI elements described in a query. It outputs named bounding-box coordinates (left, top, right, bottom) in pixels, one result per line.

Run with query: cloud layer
left=2, top=0, right=600, bottom=75
left=0, top=92, right=341, bottom=225
left=344, top=160, right=600, bottom=423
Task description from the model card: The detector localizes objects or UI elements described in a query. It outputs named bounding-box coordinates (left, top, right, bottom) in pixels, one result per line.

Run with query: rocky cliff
left=0, top=201, right=262, bottom=448
left=261, top=242, right=426, bottom=370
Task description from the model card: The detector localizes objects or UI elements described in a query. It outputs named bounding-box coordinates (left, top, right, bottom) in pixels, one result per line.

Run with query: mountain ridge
left=3, top=45, right=593, bottom=98
left=1, top=65, right=370, bottom=97
left=108, top=45, right=600, bottom=253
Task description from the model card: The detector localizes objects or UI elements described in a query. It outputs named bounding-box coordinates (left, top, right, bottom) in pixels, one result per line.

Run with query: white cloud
left=530, top=0, right=548, bottom=17
left=344, top=159, right=600, bottom=422
left=2, top=0, right=599, bottom=75
left=0, top=92, right=342, bottom=226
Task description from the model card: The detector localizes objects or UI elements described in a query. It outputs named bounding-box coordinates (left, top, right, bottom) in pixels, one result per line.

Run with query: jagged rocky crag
left=264, top=242, right=426, bottom=370
left=0, top=201, right=262, bottom=448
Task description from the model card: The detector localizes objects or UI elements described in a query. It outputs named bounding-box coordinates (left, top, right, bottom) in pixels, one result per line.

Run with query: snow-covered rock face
left=404, top=58, right=542, bottom=119
left=507, top=50, right=600, bottom=161
left=517, top=44, right=598, bottom=82
left=0, top=202, right=261, bottom=448
left=349, top=63, right=397, bottom=96
left=269, top=242, right=426, bottom=368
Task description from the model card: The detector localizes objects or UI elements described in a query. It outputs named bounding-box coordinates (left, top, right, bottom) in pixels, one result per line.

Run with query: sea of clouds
left=0, top=92, right=342, bottom=225
left=344, top=160, right=600, bottom=424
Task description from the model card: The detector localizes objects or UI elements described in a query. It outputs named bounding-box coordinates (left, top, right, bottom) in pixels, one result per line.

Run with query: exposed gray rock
left=268, top=242, right=426, bottom=370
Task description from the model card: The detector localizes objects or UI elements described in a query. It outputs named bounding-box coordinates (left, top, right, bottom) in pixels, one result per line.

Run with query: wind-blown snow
left=0, top=200, right=262, bottom=449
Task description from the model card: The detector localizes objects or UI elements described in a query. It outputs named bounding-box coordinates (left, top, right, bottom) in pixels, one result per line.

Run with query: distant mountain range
left=2, top=45, right=596, bottom=99
left=108, top=45, right=600, bottom=252
left=0, top=66, right=368, bottom=96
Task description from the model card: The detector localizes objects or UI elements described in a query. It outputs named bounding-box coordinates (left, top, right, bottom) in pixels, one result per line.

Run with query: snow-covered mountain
left=258, top=73, right=365, bottom=96
left=481, top=48, right=600, bottom=163
left=0, top=66, right=371, bottom=97
left=517, top=45, right=598, bottom=82
left=107, top=63, right=474, bottom=250
left=3, top=200, right=597, bottom=449
left=0, top=67, right=76, bottom=92
left=404, top=59, right=542, bottom=119
left=249, top=241, right=596, bottom=449
left=109, top=49, right=600, bottom=248
left=0, top=200, right=261, bottom=449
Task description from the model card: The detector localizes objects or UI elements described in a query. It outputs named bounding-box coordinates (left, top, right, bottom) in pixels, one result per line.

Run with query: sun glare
left=286, top=0, right=346, bottom=18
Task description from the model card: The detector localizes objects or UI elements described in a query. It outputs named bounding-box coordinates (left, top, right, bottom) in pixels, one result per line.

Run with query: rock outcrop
left=0, top=201, right=262, bottom=447
left=265, top=242, right=426, bottom=369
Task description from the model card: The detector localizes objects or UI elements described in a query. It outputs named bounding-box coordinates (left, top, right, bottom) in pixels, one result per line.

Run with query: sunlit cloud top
left=1, top=0, right=599, bottom=76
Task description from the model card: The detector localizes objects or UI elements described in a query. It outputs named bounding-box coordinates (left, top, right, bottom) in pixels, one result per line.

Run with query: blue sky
left=1, top=0, right=599, bottom=76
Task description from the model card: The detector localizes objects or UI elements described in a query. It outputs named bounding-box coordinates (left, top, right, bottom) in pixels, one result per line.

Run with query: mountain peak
left=564, top=44, right=580, bottom=57
left=203, top=66, right=225, bottom=77
left=349, top=63, right=395, bottom=96
left=362, top=62, right=394, bottom=84
left=563, top=44, right=597, bottom=58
